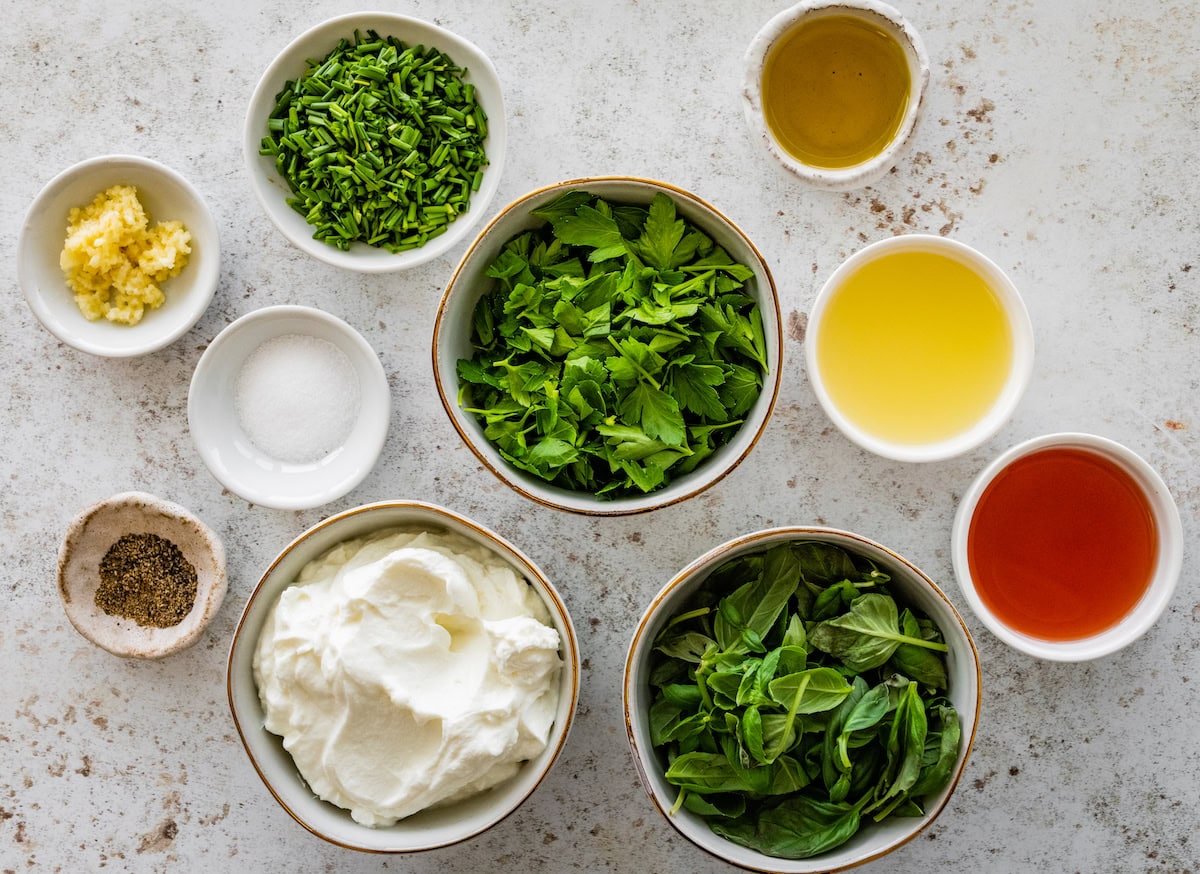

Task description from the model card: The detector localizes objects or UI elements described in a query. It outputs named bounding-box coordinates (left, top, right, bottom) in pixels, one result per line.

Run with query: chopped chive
left=264, top=29, right=489, bottom=252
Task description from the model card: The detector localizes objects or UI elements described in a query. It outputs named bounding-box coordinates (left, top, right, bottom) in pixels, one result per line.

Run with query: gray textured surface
left=2, top=1, right=1197, bottom=871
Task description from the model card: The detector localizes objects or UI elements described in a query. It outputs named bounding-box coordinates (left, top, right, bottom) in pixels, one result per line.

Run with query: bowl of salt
left=188, top=305, right=391, bottom=510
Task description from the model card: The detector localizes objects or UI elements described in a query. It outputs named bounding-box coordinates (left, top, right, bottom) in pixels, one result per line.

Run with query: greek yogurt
left=253, top=527, right=562, bottom=826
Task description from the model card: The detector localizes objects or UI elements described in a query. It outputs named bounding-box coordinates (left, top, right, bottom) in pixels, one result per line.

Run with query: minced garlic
left=59, top=185, right=192, bottom=325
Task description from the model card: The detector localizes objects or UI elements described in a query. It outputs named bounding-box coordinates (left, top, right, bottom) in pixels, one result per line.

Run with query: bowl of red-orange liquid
left=951, top=432, right=1183, bottom=661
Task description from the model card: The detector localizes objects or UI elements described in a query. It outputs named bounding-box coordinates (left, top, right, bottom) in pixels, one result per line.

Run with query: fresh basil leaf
left=683, top=792, right=747, bottom=819
left=665, top=751, right=750, bottom=795
left=768, top=668, right=854, bottom=716
left=712, top=796, right=862, bottom=860
left=809, top=594, right=948, bottom=672
left=909, top=704, right=960, bottom=797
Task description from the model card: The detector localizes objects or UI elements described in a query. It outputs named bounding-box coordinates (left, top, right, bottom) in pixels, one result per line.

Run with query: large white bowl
left=244, top=12, right=505, bottom=272
left=227, top=501, right=580, bottom=852
left=951, top=432, right=1183, bottom=661
left=624, top=527, right=980, bottom=873
left=188, top=305, right=390, bottom=510
left=18, top=154, right=220, bottom=357
left=432, top=176, right=784, bottom=516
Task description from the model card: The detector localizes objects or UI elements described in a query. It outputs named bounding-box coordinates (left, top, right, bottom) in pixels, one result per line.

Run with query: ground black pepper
left=95, top=533, right=198, bottom=628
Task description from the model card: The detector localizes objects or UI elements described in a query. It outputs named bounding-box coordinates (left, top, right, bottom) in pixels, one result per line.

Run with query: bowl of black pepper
left=57, top=492, right=227, bottom=659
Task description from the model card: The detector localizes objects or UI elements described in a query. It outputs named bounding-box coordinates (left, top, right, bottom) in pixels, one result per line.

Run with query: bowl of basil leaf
left=623, top=527, right=980, bottom=871
left=432, top=177, right=783, bottom=515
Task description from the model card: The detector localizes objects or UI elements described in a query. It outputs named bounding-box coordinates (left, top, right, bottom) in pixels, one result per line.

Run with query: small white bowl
left=188, top=305, right=390, bottom=510
left=244, top=12, right=505, bottom=272
left=58, top=491, right=227, bottom=659
left=742, top=0, right=930, bottom=190
left=433, top=176, right=783, bottom=516
left=806, top=234, right=1034, bottom=462
left=18, top=155, right=220, bottom=357
left=951, top=433, right=1183, bottom=661
left=624, top=527, right=980, bottom=872
left=227, top=500, right=579, bottom=852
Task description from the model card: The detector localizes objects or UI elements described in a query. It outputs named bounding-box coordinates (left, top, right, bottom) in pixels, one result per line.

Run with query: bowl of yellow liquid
left=806, top=235, right=1034, bottom=462
left=742, top=0, right=930, bottom=189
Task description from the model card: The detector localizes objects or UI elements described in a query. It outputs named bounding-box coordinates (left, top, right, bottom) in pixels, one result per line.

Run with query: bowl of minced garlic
left=61, top=184, right=192, bottom=325
left=58, top=492, right=227, bottom=659
left=19, top=155, right=220, bottom=357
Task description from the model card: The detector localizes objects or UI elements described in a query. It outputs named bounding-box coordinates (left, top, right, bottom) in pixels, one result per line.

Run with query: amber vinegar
left=761, top=13, right=911, bottom=169
left=967, top=448, right=1158, bottom=641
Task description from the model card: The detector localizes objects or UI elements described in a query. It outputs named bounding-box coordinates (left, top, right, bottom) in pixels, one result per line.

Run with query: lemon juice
left=815, top=248, right=1013, bottom=446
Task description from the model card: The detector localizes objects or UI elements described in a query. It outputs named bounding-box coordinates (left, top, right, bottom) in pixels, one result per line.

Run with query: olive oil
left=967, top=447, right=1158, bottom=641
left=761, top=14, right=911, bottom=169
left=815, top=248, right=1013, bottom=446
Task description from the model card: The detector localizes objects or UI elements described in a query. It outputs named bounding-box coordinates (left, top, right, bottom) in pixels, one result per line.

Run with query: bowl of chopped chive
left=432, top=177, right=784, bottom=516
left=624, top=527, right=980, bottom=872
left=244, top=13, right=504, bottom=272
left=57, top=492, right=227, bottom=659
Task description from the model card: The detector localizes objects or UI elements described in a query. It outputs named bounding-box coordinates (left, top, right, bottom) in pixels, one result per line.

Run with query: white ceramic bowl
left=58, top=491, right=226, bottom=659
left=432, top=176, right=783, bottom=516
left=227, top=500, right=579, bottom=852
left=18, top=155, right=220, bottom=356
left=951, top=432, right=1183, bottom=661
left=624, top=526, right=980, bottom=873
left=806, top=234, right=1034, bottom=462
left=244, top=12, right=505, bottom=272
left=741, top=0, right=930, bottom=190
left=188, top=305, right=390, bottom=510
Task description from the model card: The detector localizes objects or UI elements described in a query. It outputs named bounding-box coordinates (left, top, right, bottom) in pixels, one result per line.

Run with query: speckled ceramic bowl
left=741, top=0, right=930, bottom=189
left=18, top=155, right=220, bottom=356
left=58, top=491, right=227, bottom=659
left=432, top=176, right=783, bottom=516
left=244, top=12, right=505, bottom=272
left=227, top=500, right=579, bottom=853
left=624, top=527, right=980, bottom=873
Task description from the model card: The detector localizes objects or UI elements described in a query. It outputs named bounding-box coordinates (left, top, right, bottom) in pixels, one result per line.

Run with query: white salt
left=234, top=333, right=361, bottom=463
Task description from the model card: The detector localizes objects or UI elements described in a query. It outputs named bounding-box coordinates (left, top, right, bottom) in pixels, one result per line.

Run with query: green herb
left=456, top=190, right=766, bottom=498
left=259, top=30, right=488, bottom=252
left=648, top=541, right=961, bottom=861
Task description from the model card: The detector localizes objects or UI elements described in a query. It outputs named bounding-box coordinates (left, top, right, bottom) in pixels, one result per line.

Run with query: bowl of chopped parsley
left=432, top=177, right=784, bottom=515
left=244, top=13, right=504, bottom=272
left=623, top=527, right=980, bottom=871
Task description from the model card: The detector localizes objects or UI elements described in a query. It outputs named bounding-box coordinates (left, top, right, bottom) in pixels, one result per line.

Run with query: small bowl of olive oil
left=742, top=0, right=930, bottom=189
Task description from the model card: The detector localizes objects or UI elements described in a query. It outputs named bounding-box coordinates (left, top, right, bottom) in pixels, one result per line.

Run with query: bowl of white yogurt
left=227, top=501, right=580, bottom=852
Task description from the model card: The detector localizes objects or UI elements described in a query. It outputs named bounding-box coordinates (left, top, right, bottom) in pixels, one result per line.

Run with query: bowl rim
left=18, top=153, right=220, bottom=357
left=226, top=499, right=581, bottom=852
left=805, top=233, right=1035, bottom=462
left=242, top=11, right=505, bottom=273
left=431, top=174, right=785, bottom=516
left=187, top=304, right=391, bottom=510
left=622, top=525, right=981, bottom=873
left=740, top=0, right=931, bottom=190
left=950, top=431, right=1184, bottom=661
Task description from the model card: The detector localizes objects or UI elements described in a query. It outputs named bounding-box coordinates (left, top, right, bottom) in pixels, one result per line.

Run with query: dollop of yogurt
left=253, top=528, right=562, bottom=826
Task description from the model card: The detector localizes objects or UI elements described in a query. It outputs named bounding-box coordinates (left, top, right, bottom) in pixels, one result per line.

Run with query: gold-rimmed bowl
left=227, top=500, right=579, bottom=852
left=623, top=526, right=980, bottom=872
left=432, top=176, right=783, bottom=516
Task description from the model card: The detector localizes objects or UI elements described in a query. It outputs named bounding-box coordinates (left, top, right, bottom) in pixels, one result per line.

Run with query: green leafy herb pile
left=648, top=541, right=961, bottom=860
left=456, top=190, right=768, bottom=498
left=260, top=30, right=488, bottom=252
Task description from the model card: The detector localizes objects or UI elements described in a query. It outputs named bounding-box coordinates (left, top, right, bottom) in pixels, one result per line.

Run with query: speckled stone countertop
left=2, top=1, right=1197, bottom=871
